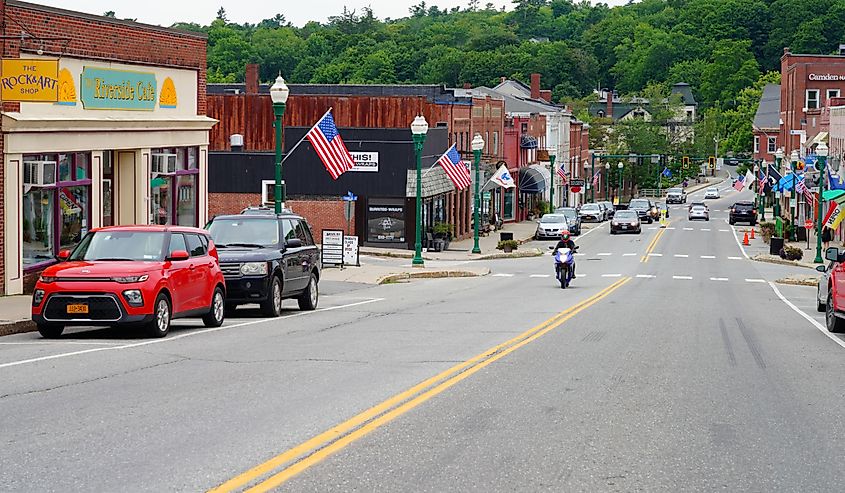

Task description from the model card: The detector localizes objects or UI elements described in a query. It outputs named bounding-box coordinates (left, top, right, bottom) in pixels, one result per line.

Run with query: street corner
left=377, top=267, right=491, bottom=284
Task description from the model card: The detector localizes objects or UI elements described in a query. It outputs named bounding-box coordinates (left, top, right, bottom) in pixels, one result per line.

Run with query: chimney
left=606, top=90, right=613, bottom=118
left=245, top=64, right=259, bottom=95
left=501, top=76, right=507, bottom=84
left=540, top=90, right=552, bottom=103
left=463, top=82, right=472, bottom=89
left=531, top=73, right=541, bottom=100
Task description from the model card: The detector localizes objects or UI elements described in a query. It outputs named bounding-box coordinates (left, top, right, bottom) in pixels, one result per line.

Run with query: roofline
left=7, top=0, right=208, bottom=39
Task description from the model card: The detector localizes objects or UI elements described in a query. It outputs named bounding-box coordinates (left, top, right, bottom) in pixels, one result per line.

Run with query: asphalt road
left=2, top=185, right=844, bottom=492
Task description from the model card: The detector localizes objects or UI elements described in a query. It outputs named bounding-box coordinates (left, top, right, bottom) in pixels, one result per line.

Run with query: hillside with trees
left=171, top=0, right=845, bottom=155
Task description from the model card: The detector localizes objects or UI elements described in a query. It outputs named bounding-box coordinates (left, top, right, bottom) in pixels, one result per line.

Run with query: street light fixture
left=410, top=115, right=429, bottom=267
left=270, top=74, right=290, bottom=214
left=548, top=146, right=556, bottom=213
left=760, top=159, right=768, bottom=221
left=605, top=162, right=611, bottom=200
left=617, top=161, right=624, bottom=203
left=471, top=133, right=485, bottom=255
left=790, top=149, right=800, bottom=241
left=815, top=142, right=829, bottom=263
left=774, top=148, right=784, bottom=220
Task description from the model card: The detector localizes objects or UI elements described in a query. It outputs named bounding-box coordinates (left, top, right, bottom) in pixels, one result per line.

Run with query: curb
left=775, top=277, right=820, bottom=287
left=378, top=268, right=490, bottom=284
left=0, top=320, right=36, bottom=337
left=751, top=253, right=818, bottom=270
left=359, top=250, right=434, bottom=261
left=477, top=249, right=543, bottom=260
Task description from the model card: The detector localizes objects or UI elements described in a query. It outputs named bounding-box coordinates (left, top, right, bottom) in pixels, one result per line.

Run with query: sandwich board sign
left=343, top=235, right=360, bottom=266
left=321, top=229, right=344, bottom=266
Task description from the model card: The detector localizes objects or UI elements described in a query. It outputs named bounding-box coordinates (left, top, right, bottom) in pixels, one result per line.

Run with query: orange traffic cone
left=743, top=231, right=750, bottom=246
left=750, top=228, right=756, bottom=240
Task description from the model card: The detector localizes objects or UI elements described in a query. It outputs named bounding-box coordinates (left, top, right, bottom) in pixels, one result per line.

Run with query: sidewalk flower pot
left=497, top=239, right=519, bottom=253
left=760, top=222, right=775, bottom=244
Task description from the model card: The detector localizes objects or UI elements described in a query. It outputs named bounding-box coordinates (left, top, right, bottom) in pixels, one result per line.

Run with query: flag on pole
left=435, top=145, right=471, bottom=190
left=767, top=164, right=783, bottom=191
left=795, top=176, right=817, bottom=204
left=490, top=164, right=516, bottom=188
left=557, top=164, right=567, bottom=181
left=305, top=110, right=355, bottom=180
left=745, top=169, right=755, bottom=189
left=823, top=201, right=840, bottom=226
left=591, top=170, right=601, bottom=187
left=828, top=167, right=845, bottom=190
left=661, top=167, right=672, bottom=178
left=758, top=169, right=767, bottom=191
left=733, top=174, right=746, bottom=191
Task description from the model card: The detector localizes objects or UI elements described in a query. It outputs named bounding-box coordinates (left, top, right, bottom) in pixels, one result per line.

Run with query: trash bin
left=500, top=232, right=514, bottom=242
left=797, top=226, right=807, bottom=242
left=770, top=236, right=784, bottom=256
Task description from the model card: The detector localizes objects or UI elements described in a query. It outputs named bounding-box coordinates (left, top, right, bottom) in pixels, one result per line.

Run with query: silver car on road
left=688, top=204, right=710, bottom=221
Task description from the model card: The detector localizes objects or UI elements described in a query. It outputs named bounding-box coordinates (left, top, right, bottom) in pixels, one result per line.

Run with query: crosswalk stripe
left=575, top=274, right=587, bottom=278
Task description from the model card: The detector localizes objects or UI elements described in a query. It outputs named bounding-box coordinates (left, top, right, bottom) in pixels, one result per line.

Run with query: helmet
left=560, top=230, right=571, bottom=241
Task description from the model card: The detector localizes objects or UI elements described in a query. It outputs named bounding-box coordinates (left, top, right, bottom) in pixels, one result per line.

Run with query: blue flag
left=828, top=167, right=845, bottom=190
left=661, top=167, right=672, bottom=177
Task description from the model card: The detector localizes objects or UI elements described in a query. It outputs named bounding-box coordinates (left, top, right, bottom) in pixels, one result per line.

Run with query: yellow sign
left=1, top=59, right=59, bottom=102
left=57, top=68, right=77, bottom=105
left=159, top=76, right=177, bottom=108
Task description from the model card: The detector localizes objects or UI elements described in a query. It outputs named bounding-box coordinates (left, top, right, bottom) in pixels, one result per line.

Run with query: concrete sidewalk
left=0, top=295, right=35, bottom=336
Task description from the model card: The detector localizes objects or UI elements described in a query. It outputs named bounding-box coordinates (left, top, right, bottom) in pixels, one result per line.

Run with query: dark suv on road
left=729, top=201, right=758, bottom=225
left=206, top=212, right=321, bottom=317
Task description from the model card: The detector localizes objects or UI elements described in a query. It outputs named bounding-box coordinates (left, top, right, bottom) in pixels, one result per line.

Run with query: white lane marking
left=710, top=277, right=729, bottom=281
left=574, top=222, right=606, bottom=240
left=529, top=274, right=550, bottom=278
left=701, top=228, right=711, bottom=231
left=574, top=253, right=586, bottom=257
left=601, top=274, right=622, bottom=278
left=648, top=253, right=663, bottom=257
left=636, top=274, right=656, bottom=278
left=769, top=282, right=845, bottom=350
left=575, top=274, right=587, bottom=278
left=700, top=255, right=716, bottom=259
left=0, top=298, right=385, bottom=370
left=673, top=275, right=693, bottom=280
left=666, top=227, right=676, bottom=230
left=719, top=229, right=730, bottom=232
left=648, top=227, right=658, bottom=230
left=597, top=252, right=612, bottom=256
left=728, top=256, right=743, bottom=260
left=493, top=273, right=514, bottom=277
left=674, top=254, right=689, bottom=258
left=745, top=278, right=766, bottom=283
left=623, top=253, right=637, bottom=256
left=0, top=341, right=124, bottom=346
left=683, top=227, right=694, bottom=231
left=728, top=219, right=751, bottom=259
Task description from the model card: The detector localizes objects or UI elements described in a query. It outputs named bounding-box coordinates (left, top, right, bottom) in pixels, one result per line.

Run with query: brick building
left=207, top=67, right=507, bottom=247
left=0, top=0, right=214, bottom=295
left=752, top=84, right=782, bottom=162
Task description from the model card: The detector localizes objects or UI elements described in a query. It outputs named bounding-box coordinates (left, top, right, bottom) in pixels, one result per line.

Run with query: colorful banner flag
left=490, top=164, right=516, bottom=188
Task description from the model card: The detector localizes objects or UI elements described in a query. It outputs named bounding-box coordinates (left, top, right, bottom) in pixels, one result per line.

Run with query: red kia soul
left=32, top=226, right=226, bottom=338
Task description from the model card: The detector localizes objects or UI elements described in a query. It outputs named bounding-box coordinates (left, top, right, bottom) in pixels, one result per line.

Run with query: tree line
left=165, top=0, right=845, bottom=157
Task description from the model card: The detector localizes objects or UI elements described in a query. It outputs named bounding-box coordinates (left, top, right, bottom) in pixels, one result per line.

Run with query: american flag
left=592, top=170, right=601, bottom=187
left=435, top=145, right=471, bottom=190
left=733, top=174, right=745, bottom=191
left=758, top=170, right=767, bottom=191
left=557, top=164, right=567, bottom=181
left=796, top=176, right=817, bottom=203
left=306, top=110, right=355, bottom=180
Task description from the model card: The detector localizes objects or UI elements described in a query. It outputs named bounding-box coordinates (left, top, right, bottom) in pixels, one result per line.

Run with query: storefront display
left=367, top=202, right=405, bottom=244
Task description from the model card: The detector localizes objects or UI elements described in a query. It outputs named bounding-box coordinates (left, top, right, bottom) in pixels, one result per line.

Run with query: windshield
left=692, top=206, right=706, bottom=211
left=615, top=211, right=637, bottom=219
left=581, top=204, right=599, bottom=211
left=70, top=231, right=166, bottom=261
left=629, top=200, right=649, bottom=208
left=559, top=209, right=576, bottom=219
left=208, top=218, right=280, bottom=247
left=540, top=215, right=567, bottom=224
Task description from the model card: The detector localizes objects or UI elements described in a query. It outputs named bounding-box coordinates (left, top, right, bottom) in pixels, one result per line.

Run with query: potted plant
left=497, top=239, right=519, bottom=253
left=433, top=222, right=453, bottom=249
left=760, top=221, right=775, bottom=244
left=779, top=245, right=804, bottom=261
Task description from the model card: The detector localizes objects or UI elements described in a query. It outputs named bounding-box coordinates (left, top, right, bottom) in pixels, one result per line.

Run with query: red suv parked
left=31, top=226, right=226, bottom=338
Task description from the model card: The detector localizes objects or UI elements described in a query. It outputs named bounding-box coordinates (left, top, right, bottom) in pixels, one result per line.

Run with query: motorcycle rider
left=552, top=230, right=577, bottom=278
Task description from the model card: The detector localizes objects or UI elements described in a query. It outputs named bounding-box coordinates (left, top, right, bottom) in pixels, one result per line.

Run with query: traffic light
left=682, top=156, right=690, bottom=169
left=708, top=156, right=716, bottom=169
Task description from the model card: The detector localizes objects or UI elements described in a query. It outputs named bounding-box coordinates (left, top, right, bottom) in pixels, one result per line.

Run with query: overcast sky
left=40, top=1, right=631, bottom=28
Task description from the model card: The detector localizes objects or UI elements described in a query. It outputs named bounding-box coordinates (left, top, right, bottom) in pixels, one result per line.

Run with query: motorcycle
left=550, top=245, right=577, bottom=289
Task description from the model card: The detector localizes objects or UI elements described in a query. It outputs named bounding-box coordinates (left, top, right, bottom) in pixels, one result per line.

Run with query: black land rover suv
left=206, top=212, right=321, bottom=316
left=729, top=201, right=758, bottom=225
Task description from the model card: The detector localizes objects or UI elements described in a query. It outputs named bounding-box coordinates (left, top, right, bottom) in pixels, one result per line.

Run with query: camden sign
left=808, top=73, right=845, bottom=81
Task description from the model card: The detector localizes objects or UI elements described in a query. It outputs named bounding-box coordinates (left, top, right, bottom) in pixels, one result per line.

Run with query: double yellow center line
left=641, top=222, right=670, bottom=263
left=209, top=277, right=631, bottom=492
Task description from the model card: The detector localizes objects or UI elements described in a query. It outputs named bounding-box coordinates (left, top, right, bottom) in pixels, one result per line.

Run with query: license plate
left=67, top=304, right=89, bottom=314
left=621, top=225, right=628, bottom=229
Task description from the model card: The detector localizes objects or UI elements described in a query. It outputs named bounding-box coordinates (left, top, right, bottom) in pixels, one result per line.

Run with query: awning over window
left=810, top=131, right=829, bottom=146
left=520, top=135, right=538, bottom=149
left=518, top=165, right=547, bottom=194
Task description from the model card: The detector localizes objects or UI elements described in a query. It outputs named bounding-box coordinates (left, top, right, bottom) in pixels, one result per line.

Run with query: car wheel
left=610, top=229, right=616, bottom=235
left=298, top=273, right=319, bottom=311
left=202, top=287, right=225, bottom=328
left=817, top=296, right=826, bottom=312
left=826, top=287, right=845, bottom=333
left=145, top=293, right=171, bottom=338
left=37, top=324, right=64, bottom=339
left=261, top=275, right=283, bottom=317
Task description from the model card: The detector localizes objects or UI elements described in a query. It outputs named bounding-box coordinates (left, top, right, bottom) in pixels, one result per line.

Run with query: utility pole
left=713, top=136, right=720, bottom=178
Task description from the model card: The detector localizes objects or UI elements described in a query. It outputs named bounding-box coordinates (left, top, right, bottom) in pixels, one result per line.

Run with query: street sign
left=790, top=130, right=805, bottom=135
left=343, top=235, right=360, bottom=266
left=482, top=192, right=491, bottom=200
left=321, top=229, right=344, bottom=266
left=342, top=191, right=357, bottom=201
left=570, top=178, right=585, bottom=187
left=805, top=219, right=814, bottom=229
left=571, top=186, right=582, bottom=193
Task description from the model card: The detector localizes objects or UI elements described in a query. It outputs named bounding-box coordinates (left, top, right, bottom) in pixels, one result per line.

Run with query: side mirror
left=285, top=238, right=303, bottom=249
left=825, top=247, right=840, bottom=262
left=57, top=249, right=71, bottom=261
left=817, top=265, right=827, bottom=273
left=168, top=250, right=190, bottom=261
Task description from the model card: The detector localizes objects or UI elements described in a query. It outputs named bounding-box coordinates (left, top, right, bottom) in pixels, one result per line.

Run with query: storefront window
left=151, top=146, right=199, bottom=226
left=59, top=186, right=90, bottom=251
left=367, top=201, right=405, bottom=244
left=103, top=152, right=114, bottom=227
left=22, top=152, right=91, bottom=268
left=23, top=187, right=55, bottom=264
left=503, top=189, right=515, bottom=220
left=175, top=174, right=197, bottom=226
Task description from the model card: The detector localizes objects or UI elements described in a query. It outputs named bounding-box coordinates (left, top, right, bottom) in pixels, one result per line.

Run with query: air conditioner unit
left=23, top=161, right=57, bottom=186
left=151, top=154, right=177, bottom=174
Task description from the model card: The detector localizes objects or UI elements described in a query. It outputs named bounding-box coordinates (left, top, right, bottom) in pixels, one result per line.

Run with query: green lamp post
left=774, top=148, right=783, bottom=220
left=411, top=115, right=429, bottom=267
left=790, top=149, right=800, bottom=241
left=548, top=147, right=556, bottom=212
left=815, top=142, right=829, bottom=264
left=759, top=160, right=767, bottom=221
left=471, top=133, right=484, bottom=255
left=617, top=161, right=624, bottom=202
left=605, top=162, right=610, bottom=199
left=270, top=74, right=290, bottom=214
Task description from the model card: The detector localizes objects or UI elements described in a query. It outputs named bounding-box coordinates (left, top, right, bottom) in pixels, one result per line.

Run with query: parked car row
left=817, top=247, right=845, bottom=333
left=32, top=210, right=322, bottom=339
